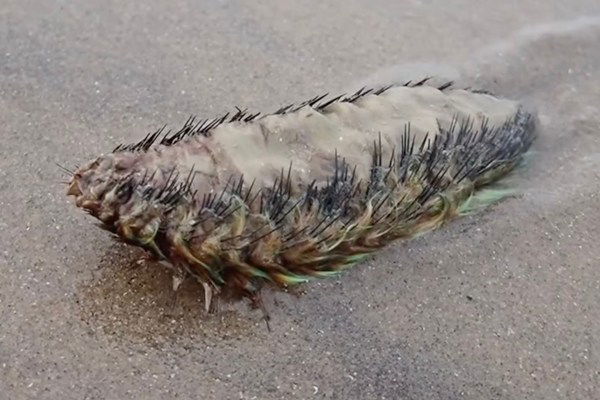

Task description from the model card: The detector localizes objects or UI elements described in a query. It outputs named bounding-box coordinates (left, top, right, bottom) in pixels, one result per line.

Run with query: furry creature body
left=66, top=80, right=535, bottom=314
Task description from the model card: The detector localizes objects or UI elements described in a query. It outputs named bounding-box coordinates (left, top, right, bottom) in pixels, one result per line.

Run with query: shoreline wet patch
left=75, top=244, right=260, bottom=346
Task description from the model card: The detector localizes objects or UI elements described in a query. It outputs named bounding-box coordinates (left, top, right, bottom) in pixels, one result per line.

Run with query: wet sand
left=1, top=1, right=599, bottom=399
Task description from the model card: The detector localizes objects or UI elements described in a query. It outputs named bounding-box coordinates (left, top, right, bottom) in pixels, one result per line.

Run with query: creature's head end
left=66, top=152, right=139, bottom=221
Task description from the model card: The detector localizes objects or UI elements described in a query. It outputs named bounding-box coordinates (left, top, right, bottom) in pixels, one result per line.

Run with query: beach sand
left=1, top=1, right=599, bottom=399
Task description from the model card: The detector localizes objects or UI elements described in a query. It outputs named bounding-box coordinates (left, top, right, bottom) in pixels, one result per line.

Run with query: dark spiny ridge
left=114, top=80, right=457, bottom=153
left=117, top=109, right=532, bottom=257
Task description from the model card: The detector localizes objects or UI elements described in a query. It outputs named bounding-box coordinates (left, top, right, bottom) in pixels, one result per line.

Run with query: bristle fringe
left=99, top=109, right=534, bottom=302
left=114, top=79, right=461, bottom=153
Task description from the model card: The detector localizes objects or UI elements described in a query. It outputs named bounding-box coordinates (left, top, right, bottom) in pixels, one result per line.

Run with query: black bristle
left=114, top=81, right=447, bottom=153
left=412, top=77, right=432, bottom=87
left=438, top=81, right=454, bottom=91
